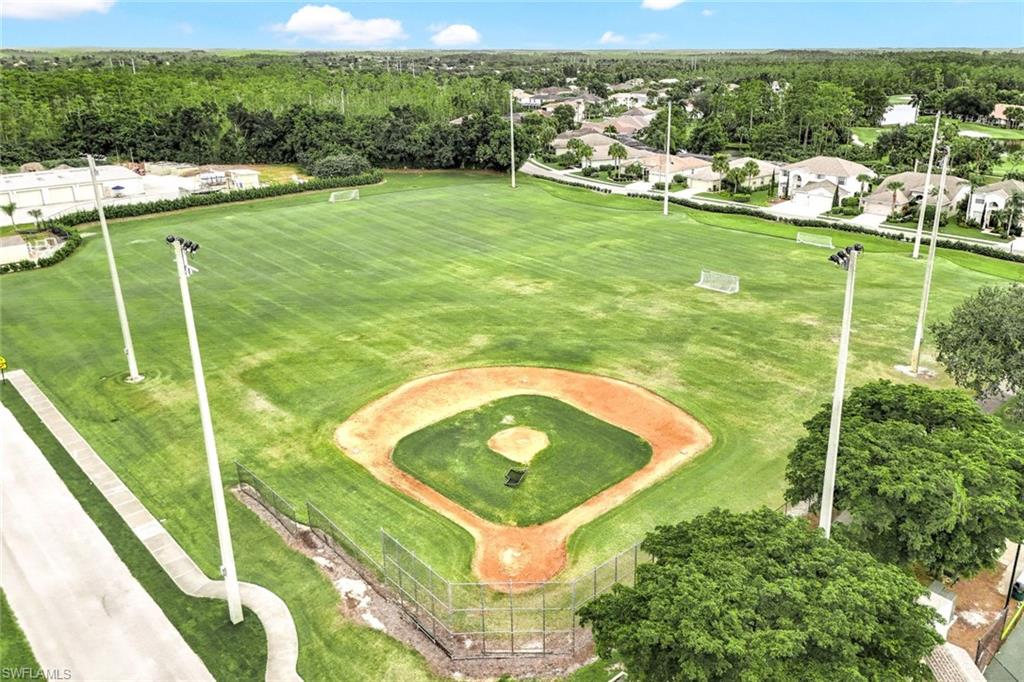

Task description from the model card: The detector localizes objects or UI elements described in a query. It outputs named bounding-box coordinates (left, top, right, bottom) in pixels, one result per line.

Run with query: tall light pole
left=912, top=112, right=942, bottom=260
left=819, top=244, right=864, bottom=539
left=87, top=154, right=143, bottom=383
left=509, top=90, right=517, bottom=189
left=662, top=99, right=673, bottom=216
left=909, top=148, right=951, bottom=375
left=166, top=235, right=243, bottom=624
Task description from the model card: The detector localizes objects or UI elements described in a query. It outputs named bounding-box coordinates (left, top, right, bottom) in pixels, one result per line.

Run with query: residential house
left=984, top=103, right=1023, bottom=128
left=639, top=154, right=712, bottom=184
left=965, top=178, right=1024, bottom=229
left=688, top=157, right=782, bottom=193
left=623, top=106, right=657, bottom=121
left=599, top=114, right=653, bottom=135
left=552, top=133, right=653, bottom=164
left=540, top=93, right=603, bottom=123
left=779, top=156, right=875, bottom=211
left=609, top=91, right=649, bottom=108
left=861, top=171, right=968, bottom=217
left=609, top=78, right=645, bottom=92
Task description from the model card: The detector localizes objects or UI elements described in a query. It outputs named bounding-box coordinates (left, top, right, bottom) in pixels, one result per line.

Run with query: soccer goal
left=328, top=189, right=359, bottom=203
left=796, top=232, right=834, bottom=249
left=695, top=269, right=740, bottom=294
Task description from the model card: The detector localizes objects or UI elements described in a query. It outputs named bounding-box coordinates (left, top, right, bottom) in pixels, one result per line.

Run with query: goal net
left=695, top=269, right=740, bottom=294
left=796, top=232, right=834, bottom=249
left=328, top=189, right=359, bottom=203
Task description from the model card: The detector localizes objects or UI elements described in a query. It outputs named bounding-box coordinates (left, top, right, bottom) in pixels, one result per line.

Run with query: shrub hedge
left=0, top=172, right=382, bottom=275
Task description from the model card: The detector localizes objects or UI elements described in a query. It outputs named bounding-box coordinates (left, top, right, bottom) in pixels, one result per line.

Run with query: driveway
left=0, top=405, right=213, bottom=682
left=766, top=200, right=829, bottom=219
left=851, top=213, right=887, bottom=228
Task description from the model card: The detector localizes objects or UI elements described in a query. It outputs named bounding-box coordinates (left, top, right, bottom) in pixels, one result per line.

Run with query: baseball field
left=1, top=170, right=1021, bottom=678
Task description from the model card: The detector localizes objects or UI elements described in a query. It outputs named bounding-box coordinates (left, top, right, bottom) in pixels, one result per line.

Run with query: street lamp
left=87, top=154, right=143, bottom=382
left=911, top=112, right=942, bottom=260
left=819, top=243, right=864, bottom=539
left=166, top=235, right=243, bottom=624
left=509, top=90, right=517, bottom=189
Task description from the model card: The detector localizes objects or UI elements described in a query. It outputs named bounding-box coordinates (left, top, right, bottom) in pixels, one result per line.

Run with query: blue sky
left=3, top=1, right=1023, bottom=50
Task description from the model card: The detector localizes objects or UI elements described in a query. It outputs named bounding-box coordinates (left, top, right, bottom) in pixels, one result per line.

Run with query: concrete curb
left=6, top=369, right=302, bottom=682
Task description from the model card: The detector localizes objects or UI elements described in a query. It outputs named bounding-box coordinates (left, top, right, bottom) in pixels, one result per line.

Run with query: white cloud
left=641, top=0, right=685, bottom=10
left=2, top=0, right=115, bottom=20
left=430, top=23, right=481, bottom=47
left=274, top=5, right=405, bottom=45
left=599, top=31, right=625, bottom=45
left=701, top=8, right=714, bottom=16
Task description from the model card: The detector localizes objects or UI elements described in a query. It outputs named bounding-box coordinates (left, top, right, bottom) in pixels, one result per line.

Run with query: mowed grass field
left=393, top=395, right=652, bottom=526
left=0, top=171, right=1021, bottom=679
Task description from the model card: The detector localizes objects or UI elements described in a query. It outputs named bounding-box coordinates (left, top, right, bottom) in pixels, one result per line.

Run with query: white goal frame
left=796, top=232, right=834, bottom=249
left=328, top=189, right=359, bottom=203
left=695, top=269, right=740, bottom=294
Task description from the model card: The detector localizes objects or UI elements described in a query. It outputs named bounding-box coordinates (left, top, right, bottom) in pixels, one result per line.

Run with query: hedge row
left=623, top=188, right=1024, bottom=264
left=0, top=171, right=383, bottom=275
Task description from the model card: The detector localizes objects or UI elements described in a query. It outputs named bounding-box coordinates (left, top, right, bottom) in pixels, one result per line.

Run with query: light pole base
left=125, top=374, right=146, bottom=384
left=894, top=364, right=935, bottom=379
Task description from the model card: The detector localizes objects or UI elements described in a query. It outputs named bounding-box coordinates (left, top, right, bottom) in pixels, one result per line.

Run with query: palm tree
left=742, top=160, right=760, bottom=193
left=856, top=173, right=872, bottom=195
left=1005, top=191, right=1024, bottom=236
left=608, top=142, right=628, bottom=175
left=1, top=202, right=15, bottom=226
left=711, top=153, right=730, bottom=192
left=27, top=209, right=43, bottom=230
left=578, top=143, right=594, bottom=168
left=886, top=180, right=905, bottom=214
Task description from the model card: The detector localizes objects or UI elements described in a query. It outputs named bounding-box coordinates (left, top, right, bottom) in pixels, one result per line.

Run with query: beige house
left=552, top=133, right=653, bottom=164
left=862, top=171, right=968, bottom=217
left=688, top=157, right=781, bottom=193
left=780, top=156, right=875, bottom=199
left=639, top=155, right=711, bottom=184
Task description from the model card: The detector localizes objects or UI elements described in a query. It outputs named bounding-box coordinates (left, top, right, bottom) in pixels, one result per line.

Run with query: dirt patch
left=487, top=426, right=549, bottom=465
left=335, top=366, right=712, bottom=589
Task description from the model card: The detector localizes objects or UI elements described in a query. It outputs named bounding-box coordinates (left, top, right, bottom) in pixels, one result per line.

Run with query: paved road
left=0, top=404, right=214, bottom=682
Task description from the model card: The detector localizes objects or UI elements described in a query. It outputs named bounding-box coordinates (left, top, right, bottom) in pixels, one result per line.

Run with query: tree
left=831, top=183, right=840, bottom=208
left=309, top=152, right=372, bottom=177
left=577, top=142, right=594, bottom=168
left=711, top=152, right=730, bottom=192
left=552, top=104, right=576, bottom=133
left=27, top=208, right=43, bottom=229
left=786, top=380, right=1024, bottom=581
left=579, top=508, right=941, bottom=682
left=608, top=142, right=628, bottom=172
left=886, top=180, right=905, bottom=213
left=742, top=159, right=760, bottom=192
left=686, top=118, right=727, bottom=154
left=1, top=202, right=15, bottom=225
left=724, top=167, right=747, bottom=194
left=856, top=173, right=872, bottom=195
left=933, top=284, right=1024, bottom=419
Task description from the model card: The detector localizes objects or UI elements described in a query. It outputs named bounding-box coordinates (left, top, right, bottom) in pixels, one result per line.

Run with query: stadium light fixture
left=662, top=99, right=672, bottom=217
left=912, top=112, right=942, bottom=260
left=166, top=235, right=243, bottom=624
left=819, top=243, right=864, bottom=539
left=86, top=154, right=143, bottom=383
left=908, top=148, right=951, bottom=375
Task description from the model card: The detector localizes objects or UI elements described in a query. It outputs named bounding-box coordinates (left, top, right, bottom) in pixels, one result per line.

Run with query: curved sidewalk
left=6, top=369, right=302, bottom=682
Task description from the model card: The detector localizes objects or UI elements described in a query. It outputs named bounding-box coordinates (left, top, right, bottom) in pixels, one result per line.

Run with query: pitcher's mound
left=487, top=427, right=549, bottom=465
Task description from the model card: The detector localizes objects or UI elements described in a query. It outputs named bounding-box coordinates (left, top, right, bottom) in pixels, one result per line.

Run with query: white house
left=609, top=91, right=649, bottom=107
left=965, top=179, right=1024, bottom=229
left=779, top=156, right=875, bottom=211
left=862, top=171, right=968, bottom=217
left=688, top=157, right=781, bottom=193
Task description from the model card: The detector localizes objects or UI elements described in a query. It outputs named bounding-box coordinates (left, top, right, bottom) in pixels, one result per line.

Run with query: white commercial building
left=0, top=166, right=144, bottom=225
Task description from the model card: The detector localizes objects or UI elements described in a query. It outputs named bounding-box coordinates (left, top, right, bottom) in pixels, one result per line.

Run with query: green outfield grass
left=393, top=395, right=652, bottom=526
left=0, top=170, right=1021, bottom=679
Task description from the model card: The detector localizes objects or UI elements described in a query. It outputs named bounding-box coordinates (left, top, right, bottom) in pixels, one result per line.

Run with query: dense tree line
left=3, top=49, right=1021, bottom=169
